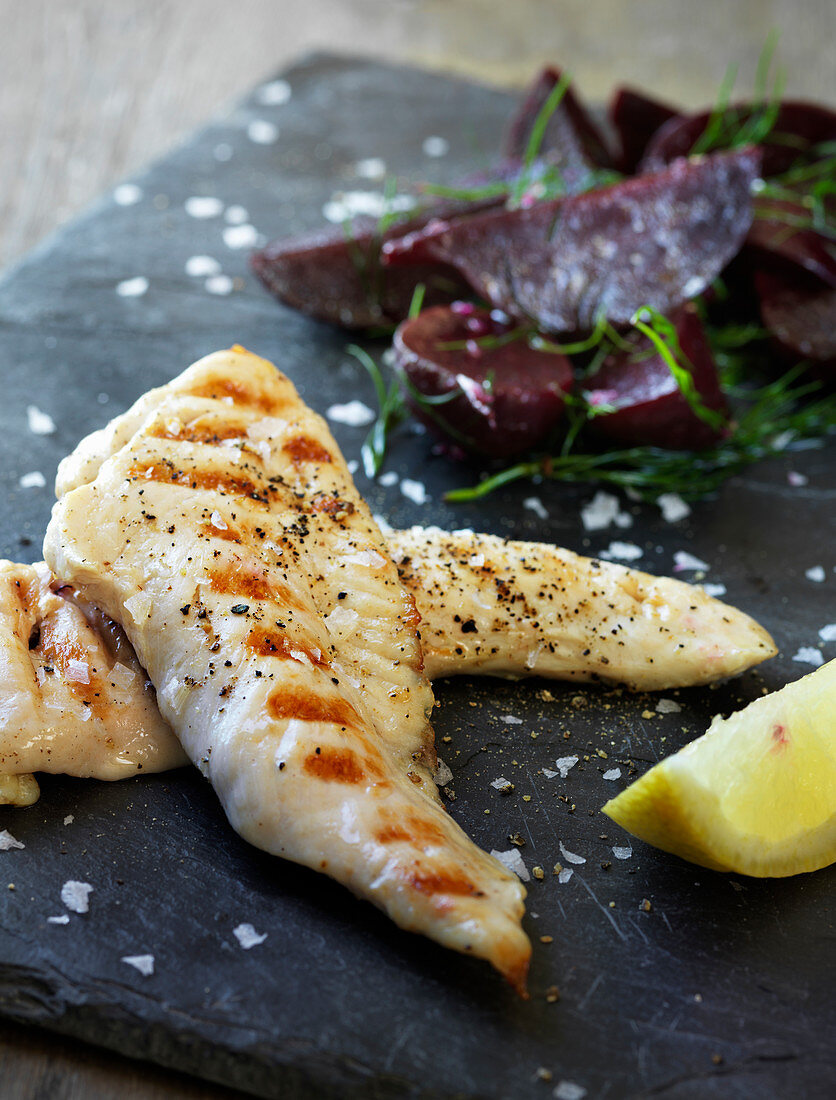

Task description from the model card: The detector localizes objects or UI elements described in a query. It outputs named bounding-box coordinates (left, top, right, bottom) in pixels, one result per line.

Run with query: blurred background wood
left=0, top=1, right=832, bottom=1096
left=0, top=0, right=833, bottom=271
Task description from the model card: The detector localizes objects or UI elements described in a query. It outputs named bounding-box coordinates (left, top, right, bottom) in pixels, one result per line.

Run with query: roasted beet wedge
left=641, top=100, right=836, bottom=177
left=393, top=304, right=573, bottom=458
left=610, top=87, right=680, bottom=174
left=585, top=306, right=728, bottom=450
left=251, top=210, right=476, bottom=330
left=383, top=148, right=760, bottom=334
left=756, top=270, right=836, bottom=372
left=747, top=203, right=836, bottom=288
left=503, top=66, right=615, bottom=186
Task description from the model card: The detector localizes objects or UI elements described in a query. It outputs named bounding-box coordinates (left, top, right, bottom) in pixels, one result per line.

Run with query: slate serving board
left=0, top=54, right=834, bottom=1100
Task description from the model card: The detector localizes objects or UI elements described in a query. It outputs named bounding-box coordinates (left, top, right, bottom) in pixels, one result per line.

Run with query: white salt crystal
left=557, top=868, right=574, bottom=884
left=468, top=553, right=485, bottom=568
left=233, top=923, right=268, bottom=949
left=501, top=715, right=523, bottom=725
left=47, top=915, right=70, bottom=924
left=581, top=490, right=631, bottom=532
left=701, top=583, right=727, bottom=598
left=122, top=954, right=155, bottom=975
left=113, top=183, right=142, bottom=206
left=541, top=768, right=559, bottom=779
left=787, top=471, right=808, bottom=487
left=806, top=566, right=826, bottom=583
left=255, top=79, right=291, bottom=106
left=19, top=471, right=46, bottom=489
left=434, top=758, right=454, bottom=786
left=66, top=659, right=90, bottom=684
left=612, top=845, right=633, bottom=860
left=491, top=777, right=513, bottom=791
left=0, top=830, right=24, bottom=851
left=793, top=647, right=824, bottom=667
left=603, top=768, right=622, bottom=781
left=185, top=254, right=221, bottom=277
left=205, top=275, right=233, bottom=296
left=223, top=224, right=258, bottom=249
left=116, top=276, right=148, bottom=298
left=657, top=492, right=691, bottom=522
left=819, top=624, right=836, bottom=642
left=326, top=400, right=375, bottom=427
left=63, top=815, right=74, bottom=826
left=673, top=550, right=709, bottom=572
left=27, top=405, right=56, bottom=435
left=378, top=471, right=399, bottom=487
left=61, top=880, right=93, bottom=914
left=523, top=496, right=549, bottom=520
left=184, top=196, right=223, bottom=219
left=247, top=119, right=279, bottom=144
left=422, top=135, right=449, bottom=157
left=554, top=1080, right=587, bottom=1100
left=558, top=841, right=586, bottom=865
left=490, top=848, right=530, bottom=882
left=554, top=756, right=578, bottom=779
left=224, top=204, right=249, bottom=224
left=656, top=698, right=682, bottom=714
left=355, top=157, right=386, bottom=180
left=601, top=541, right=643, bottom=562
left=400, top=479, right=428, bottom=505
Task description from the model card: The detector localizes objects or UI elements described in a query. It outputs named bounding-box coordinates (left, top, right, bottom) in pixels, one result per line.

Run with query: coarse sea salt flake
left=787, top=471, right=808, bottom=487
left=185, top=254, right=221, bottom=277
left=701, top=583, right=727, bottom=597
left=233, top=923, right=268, bottom=949
left=223, top=224, right=258, bottom=249
left=523, top=496, right=549, bottom=520
left=355, top=157, right=386, bottom=180
left=256, top=79, right=291, bottom=106
left=541, top=768, right=559, bottom=779
left=0, top=830, right=24, bottom=851
left=122, top=954, right=155, bottom=975
left=47, top=914, right=70, bottom=924
left=557, top=867, right=574, bottom=884
left=66, top=659, right=90, bottom=684
left=434, top=758, right=454, bottom=786
left=603, top=768, right=622, bottom=781
left=468, top=553, right=485, bottom=568
left=581, top=490, right=631, bottom=532
left=63, top=815, right=74, bottom=825
left=819, top=623, right=836, bottom=642
left=378, top=470, right=398, bottom=487
left=184, top=196, right=223, bottom=219
left=555, top=756, right=578, bottom=778
left=554, top=1079, right=587, bottom=1100
left=422, top=135, right=449, bottom=157
left=210, top=510, right=228, bottom=530
left=116, top=276, right=148, bottom=298
left=793, top=646, right=824, bottom=667
left=559, top=842, right=586, bottom=865
left=806, top=565, right=826, bottom=583
left=400, top=479, right=427, bottom=505
left=19, top=471, right=46, bottom=489
left=501, top=715, right=523, bottom=725
left=124, top=591, right=152, bottom=625
left=491, top=848, right=530, bottom=882
left=326, top=400, right=375, bottom=427
left=61, top=880, right=93, bottom=913
left=224, top=204, right=248, bottom=224
left=612, top=845, right=633, bottom=860
left=601, top=541, right=643, bottom=562
left=656, top=698, right=681, bottom=714
left=657, top=492, right=691, bottom=522
left=673, top=550, right=709, bottom=572
left=113, top=183, right=143, bottom=206
left=247, top=119, right=279, bottom=144
left=27, top=406, right=56, bottom=435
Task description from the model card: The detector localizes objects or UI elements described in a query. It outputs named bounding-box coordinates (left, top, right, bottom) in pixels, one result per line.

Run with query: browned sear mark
left=267, top=687, right=360, bottom=728
left=283, top=435, right=332, bottom=467
left=247, top=626, right=328, bottom=668
left=303, top=746, right=369, bottom=784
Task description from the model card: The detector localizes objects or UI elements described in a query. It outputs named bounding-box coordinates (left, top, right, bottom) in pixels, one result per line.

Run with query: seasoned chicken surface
left=44, top=347, right=530, bottom=992
left=0, top=561, right=185, bottom=805
left=390, top=527, right=776, bottom=689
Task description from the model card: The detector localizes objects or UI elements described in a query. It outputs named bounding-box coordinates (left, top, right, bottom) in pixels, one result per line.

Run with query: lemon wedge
left=603, top=659, right=836, bottom=876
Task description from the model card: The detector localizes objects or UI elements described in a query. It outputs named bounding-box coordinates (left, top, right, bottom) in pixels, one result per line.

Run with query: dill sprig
left=347, top=344, right=408, bottom=479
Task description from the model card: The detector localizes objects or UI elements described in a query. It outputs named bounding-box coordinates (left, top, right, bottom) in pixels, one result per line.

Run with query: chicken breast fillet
left=43, top=346, right=531, bottom=992
left=0, top=560, right=184, bottom=806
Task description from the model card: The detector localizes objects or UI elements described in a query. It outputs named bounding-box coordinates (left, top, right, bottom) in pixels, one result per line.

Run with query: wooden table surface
left=0, top=1, right=833, bottom=1097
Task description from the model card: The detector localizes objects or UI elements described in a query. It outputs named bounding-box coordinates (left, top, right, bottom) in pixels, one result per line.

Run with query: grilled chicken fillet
left=44, top=346, right=531, bottom=992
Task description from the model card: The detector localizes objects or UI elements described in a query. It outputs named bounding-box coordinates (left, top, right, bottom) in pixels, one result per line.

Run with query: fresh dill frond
left=347, top=344, right=408, bottom=479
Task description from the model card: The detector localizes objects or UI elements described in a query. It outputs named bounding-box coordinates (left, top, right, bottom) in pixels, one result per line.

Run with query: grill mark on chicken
left=247, top=626, right=328, bottom=668
left=302, top=746, right=377, bottom=784
left=405, top=867, right=483, bottom=899
left=189, top=377, right=288, bottom=415
left=206, top=562, right=310, bottom=614
left=283, top=435, right=332, bottom=467
left=129, top=462, right=272, bottom=504
left=266, top=686, right=361, bottom=729
left=376, top=815, right=448, bottom=846
left=148, top=420, right=251, bottom=445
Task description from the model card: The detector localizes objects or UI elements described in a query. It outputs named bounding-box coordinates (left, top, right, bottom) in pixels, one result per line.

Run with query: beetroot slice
left=610, top=87, right=680, bottom=173
left=746, top=203, right=836, bottom=288
left=586, top=306, right=728, bottom=450
left=503, top=66, right=615, bottom=185
left=393, top=304, right=573, bottom=459
left=641, top=100, right=836, bottom=177
left=383, top=148, right=760, bottom=334
left=756, top=270, right=836, bottom=371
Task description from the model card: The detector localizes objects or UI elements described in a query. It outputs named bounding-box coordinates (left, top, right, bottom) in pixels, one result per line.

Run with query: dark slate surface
left=0, top=53, right=835, bottom=1100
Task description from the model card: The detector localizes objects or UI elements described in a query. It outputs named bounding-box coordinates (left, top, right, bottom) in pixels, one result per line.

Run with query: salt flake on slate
left=787, top=471, right=809, bottom=487
left=701, top=582, right=727, bottom=597
left=603, top=768, right=622, bottom=780
left=185, top=255, right=221, bottom=277
left=113, top=183, right=143, bottom=206
left=673, top=550, right=709, bottom=572
left=806, top=565, right=826, bottom=583
left=559, top=842, right=586, bottom=865
left=233, top=923, right=268, bottom=949
left=491, top=849, right=530, bottom=882
left=581, top=490, right=632, bottom=531
left=657, top=492, right=691, bottom=522
left=122, top=954, right=155, bottom=975
left=27, top=405, right=56, bottom=435
left=205, top=275, right=234, bottom=296
left=61, top=880, right=93, bottom=913
left=557, top=867, right=574, bottom=884
left=819, top=624, right=836, bottom=642
left=47, top=915, right=70, bottom=924
left=63, top=815, right=74, bottom=825
left=255, top=79, right=291, bottom=106
left=554, top=1079, right=587, bottom=1100
left=223, top=224, right=259, bottom=249
left=19, top=471, right=46, bottom=489
left=656, top=698, right=682, bottom=714
left=555, top=756, right=579, bottom=778
left=491, top=777, right=514, bottom=792
left=422, top=135, right=450, bottom=157
left=541, top=768, right=559, bottom=779
left=400, top=478, right=428, bottom=505
left=115, top=276, right=149, bottom=298
left=501, top=714, right=523, bottom=725
left=378, top=470, right=398, bottom=487
left=601, top=541, right=643, bottom=562
left=0, top=830, right=24, bottom=850
left=326, top=400, right=375, bottom=427
left=224, top=205, right=249, bottom=225
left=184, top=196, right=223, bottom=219
left=523, top=496, right=549, bottom=519
left=612, top=845, right=633, bottom=860
left=355, top=157, right=387, bottom=180
left=247, top=119, right=279, bottom=144
left=793, top=646, right=824, bottom=667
